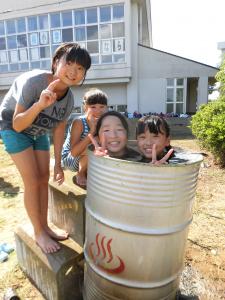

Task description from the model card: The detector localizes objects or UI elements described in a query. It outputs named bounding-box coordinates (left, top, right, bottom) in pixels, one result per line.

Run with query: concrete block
left=48, top=169, right=86, bottom=247
left=15, top=224, right=84, bottom=300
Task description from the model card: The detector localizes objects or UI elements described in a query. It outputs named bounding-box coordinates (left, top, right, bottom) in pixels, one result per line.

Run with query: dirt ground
left=0, top=138, right=224, bottom=300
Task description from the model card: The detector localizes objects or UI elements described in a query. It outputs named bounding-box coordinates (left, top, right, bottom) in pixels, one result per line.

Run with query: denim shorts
left=0, top=130, right=50, bottom=154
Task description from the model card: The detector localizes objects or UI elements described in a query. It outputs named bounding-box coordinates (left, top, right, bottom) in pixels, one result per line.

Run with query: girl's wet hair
left=51, top=43, right=91, bottom=77
left=83, top=88, right=108, bottom=106
left=136, top=115, right=170, bottom=137
left=95, top=111, right=129, bottom=137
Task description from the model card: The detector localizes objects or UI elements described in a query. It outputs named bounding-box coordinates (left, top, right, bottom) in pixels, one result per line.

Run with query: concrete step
left=15, top=224, right=84, bottom=300
left=48, top=170, right=86, bottom=247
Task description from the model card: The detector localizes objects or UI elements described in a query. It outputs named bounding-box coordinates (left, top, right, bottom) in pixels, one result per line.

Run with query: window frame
left=166, top=78, right=186, bottom=114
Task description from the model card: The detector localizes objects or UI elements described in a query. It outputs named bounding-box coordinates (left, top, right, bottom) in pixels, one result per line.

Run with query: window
left=17, top=34, right=27, bottom=48
left=0, top=21, right=5, bottom=35
left=75, top=27, right=86, bottom=41
left=0, top=4, right=125, bottom=72
left=51, top=30, right=61, bottom=44
left=50, top=13, right=61, bottom=28
left=17, top=18, right=26, bottom=33
left=7, top=36, right=17, bottom=49
left=113, top=39, right=124, bottom=52
left=62, top=11, right=73, bottom=27
left=113, top=4, right=124, bottom=19
left=40, top=46, right=50, bottom=58
left=87, top=41, right=99, bottom=54
left=0, top=51, right=7, bottom=63
left=40, top=32, right=49, bottom=45
left=62, top=28, right=73, bottom=42
left=0, top=65, right=8, bottom=72
left=112, top=23, right=124, bottom=37
left=28, top=16, right=38, bottom=31
left=6, top=20, right=16, bottom=34
left=19, top=49, right=28, bottom=61
left=9, top=50, right=18, bottom=63
left=39, top=15, right=49, bottom=30
left=100, top=24, right=111, bottom=39
left=87, top=8, right=97, bottom=23
left=87, top=25, right=98, bottom=40
left=29, top=33, right=39, bottom=46
left=102, top=55, right=112, bottom=63
left=101, top=40, right=112, bottom=54
left=166, top=78, right=185, bottom=114
left=30, top=48, right=39, bottom=60
left=117, top=105, right=127, bottom=112
left=100, top=6, right=111, bottom=22
left=74, top=10, right=85, bottom=25
left=0, top=38, right=6, bottom=50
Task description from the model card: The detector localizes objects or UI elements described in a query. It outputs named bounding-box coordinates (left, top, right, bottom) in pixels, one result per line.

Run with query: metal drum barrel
left=83, top=150, right=202, bottom=300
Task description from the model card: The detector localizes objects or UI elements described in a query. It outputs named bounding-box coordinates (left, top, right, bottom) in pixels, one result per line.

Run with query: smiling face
left=137, top=128, right=170, bottom=159
left=54, top=57, right=86, bottom=87
left=86, top=104, right=107, bottom=121
left=99, top=115, right=128, bottom=157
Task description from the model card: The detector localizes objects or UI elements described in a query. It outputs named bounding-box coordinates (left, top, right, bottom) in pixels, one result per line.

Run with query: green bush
left=215, top=55, right=225, bottom=100
left=191, top=100, right=225, bottom=166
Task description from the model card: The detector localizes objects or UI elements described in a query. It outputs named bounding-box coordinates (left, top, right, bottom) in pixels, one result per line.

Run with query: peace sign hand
left=88, top=115, right=98, bottom=135
left=150, top=144, right=174, bottom=165
left=88, top=133, right=108, bottom=157
left=38, top=79, right=61, bottom=110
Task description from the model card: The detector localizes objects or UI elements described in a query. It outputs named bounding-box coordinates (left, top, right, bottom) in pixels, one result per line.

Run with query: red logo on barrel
left=89, top=233, right=125, bottom=274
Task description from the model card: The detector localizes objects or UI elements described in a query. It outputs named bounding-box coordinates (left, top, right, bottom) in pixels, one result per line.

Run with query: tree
left=191, top=57, right=225, bottom=167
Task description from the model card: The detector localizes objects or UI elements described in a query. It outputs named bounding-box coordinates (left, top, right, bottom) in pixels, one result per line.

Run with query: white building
left=0, top=0, right=218, bottom=115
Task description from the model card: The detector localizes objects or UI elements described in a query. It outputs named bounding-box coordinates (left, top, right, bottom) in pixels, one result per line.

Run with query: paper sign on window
left=0, top=51, right=7, bottom=63
left=10, top=50, right=18, bottom=63
left=19, top=49, right=28, bottom=61
left=52, top=30, right=61, bottom=44
left=30, top=48, right=39, bottom=60
left=102, top=40, right=111, bottom=54
left=114, top=38, right=124, bottom=52
left=29, top=33, right=38, bottom=46
left=40, top=32, right=49, bottom=45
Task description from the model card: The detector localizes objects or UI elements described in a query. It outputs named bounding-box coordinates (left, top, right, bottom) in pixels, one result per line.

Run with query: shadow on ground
left=0, top=177, right=20, bottom=197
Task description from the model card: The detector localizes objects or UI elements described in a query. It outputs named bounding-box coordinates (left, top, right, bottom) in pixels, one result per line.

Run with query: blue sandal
left=0, top=250, right=8, bottom=263
left=0, top=243, right=14, bottom=254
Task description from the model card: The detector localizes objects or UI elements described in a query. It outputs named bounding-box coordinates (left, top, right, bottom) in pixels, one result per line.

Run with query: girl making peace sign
left=0, top=43, right=91, bottom=253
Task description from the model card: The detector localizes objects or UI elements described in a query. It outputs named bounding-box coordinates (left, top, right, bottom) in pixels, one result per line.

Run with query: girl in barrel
left=90, top=113, right=173, bottom=164
left=89, top=110, right=141, bottom=161
left=136, top=115, right=174, bottom=164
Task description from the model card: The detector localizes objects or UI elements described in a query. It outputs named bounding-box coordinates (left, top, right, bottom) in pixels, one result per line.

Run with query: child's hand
left=88, top=133, right=108, bottom=157
left=38, top=79, right=61, bottom=110
left=54, top=165, right=64, bottom=185
left=88, top=115, right=98, bottom=135
left=150, top=144, right=174, bottom=165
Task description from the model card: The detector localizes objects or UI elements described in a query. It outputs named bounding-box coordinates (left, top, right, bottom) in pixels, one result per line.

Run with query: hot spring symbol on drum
left=88, top=233, right=125, bottom=274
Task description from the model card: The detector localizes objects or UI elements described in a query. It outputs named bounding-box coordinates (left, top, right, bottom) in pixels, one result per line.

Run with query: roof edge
left=138, top=43, right=219, bottom=70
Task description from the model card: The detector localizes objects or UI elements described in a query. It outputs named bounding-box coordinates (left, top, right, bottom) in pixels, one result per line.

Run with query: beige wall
left=71, top=83, right=127, bottom=108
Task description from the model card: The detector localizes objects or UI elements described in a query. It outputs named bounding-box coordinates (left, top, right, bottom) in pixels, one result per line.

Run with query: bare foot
left=45, top=225, right=69, bottom=241
left=35, top=231, right=60, bottom=254
left=74, top=173, right=87, bottom=187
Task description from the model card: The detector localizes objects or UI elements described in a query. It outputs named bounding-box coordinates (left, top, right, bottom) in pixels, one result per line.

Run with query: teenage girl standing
left=0, top=43, right=91, bottom=253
